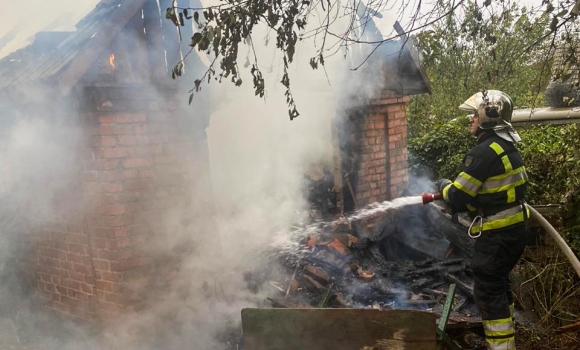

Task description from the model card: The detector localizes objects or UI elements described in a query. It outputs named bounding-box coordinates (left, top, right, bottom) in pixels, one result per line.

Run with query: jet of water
left=266, top=196, right=425, bottom=257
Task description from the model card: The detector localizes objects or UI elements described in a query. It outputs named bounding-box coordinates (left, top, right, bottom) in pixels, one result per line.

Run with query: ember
left=109, top=53, right=115, bottom=70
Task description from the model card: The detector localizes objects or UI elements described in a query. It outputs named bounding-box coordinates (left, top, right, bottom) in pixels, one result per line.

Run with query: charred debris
left=244, top=184, right=481, bottom=326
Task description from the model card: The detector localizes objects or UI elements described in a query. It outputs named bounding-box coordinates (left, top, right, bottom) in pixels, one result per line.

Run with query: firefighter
left=437, top=90, right=528, bottom=350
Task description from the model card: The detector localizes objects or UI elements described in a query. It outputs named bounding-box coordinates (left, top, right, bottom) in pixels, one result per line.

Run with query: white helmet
left=459, top=90, right=521, bottom=142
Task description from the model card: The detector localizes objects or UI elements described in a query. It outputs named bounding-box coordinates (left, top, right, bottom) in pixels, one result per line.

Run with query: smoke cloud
left=0, top=1, right=411, bottom=349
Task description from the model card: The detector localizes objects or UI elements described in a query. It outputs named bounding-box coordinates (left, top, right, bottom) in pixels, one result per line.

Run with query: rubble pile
left=248, top=200, right=481, bottom=325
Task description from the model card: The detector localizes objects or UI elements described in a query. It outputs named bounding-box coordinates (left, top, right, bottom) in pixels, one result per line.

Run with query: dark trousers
left=471, top=225, right=527, bottom=320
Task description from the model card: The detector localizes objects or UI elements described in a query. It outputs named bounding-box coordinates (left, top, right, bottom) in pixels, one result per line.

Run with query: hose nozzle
left=422, top=192, right=442, bottom=204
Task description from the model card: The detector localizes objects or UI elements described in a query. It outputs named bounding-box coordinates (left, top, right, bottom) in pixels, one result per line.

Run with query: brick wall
left=338, top=93, right=410, bottom=209
left=31, top=86, right=211, bottom=322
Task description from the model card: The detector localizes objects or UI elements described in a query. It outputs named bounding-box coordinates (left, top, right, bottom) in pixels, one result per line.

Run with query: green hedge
left=408, top=122, right=580, bottom=251
left=409, top=122, right=580, bottom=203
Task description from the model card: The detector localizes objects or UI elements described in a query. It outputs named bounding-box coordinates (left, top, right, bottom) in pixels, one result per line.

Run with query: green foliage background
left=407, top=1, right=580, bottom=256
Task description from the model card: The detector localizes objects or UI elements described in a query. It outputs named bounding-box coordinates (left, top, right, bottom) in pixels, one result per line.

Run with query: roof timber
left=0, top=0, right=148, bottom=95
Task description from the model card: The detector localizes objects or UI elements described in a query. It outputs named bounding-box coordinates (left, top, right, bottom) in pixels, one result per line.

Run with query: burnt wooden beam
left=159, top=0, right=182, bottom=74
left=127, top=9, right=151, bottom=82
left=143, top=0, right=168, bottom=82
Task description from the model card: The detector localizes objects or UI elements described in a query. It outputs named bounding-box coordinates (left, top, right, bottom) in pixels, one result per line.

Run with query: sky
left=0, top=0, right=99, bottom=58
left=0, top=0, right=546, bottom=59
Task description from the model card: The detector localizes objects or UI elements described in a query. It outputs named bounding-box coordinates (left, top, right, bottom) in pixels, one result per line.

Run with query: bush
left=408, top=122, right=580, bottom=252
left=408, top=115, right=475, bottom=180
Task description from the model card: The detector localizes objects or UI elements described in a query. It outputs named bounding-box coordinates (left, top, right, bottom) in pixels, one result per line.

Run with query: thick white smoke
left=0, top=1, right=407, bottom=349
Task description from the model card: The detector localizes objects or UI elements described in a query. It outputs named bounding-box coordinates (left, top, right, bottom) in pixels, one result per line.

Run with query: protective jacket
left=440, top=131, right=529, bottom=350
left=440, top=132, right=529, bottom=235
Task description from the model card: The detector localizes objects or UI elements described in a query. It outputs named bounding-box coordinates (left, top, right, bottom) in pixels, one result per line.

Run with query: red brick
left=73, top=264, right=92, bottom=275
left=113, top=124, right=134, bottom=135
left=122, top=158, right=150, bottom=168
left=388, top=119, right=404, bottom=127
left=112, top=192, right=141, bottom=203
left=115, top=113, right=146, bottom=124
left=134, top=124, right=148, bottom=134
left=110, top=257, right=150, bottom=272
left=99, top=147, right=134, bottom=159
left=122, top=179, right=151, bottom=191
left=68, top=280, right=81, bottom=291
left=60, top=261, right=73, bottom=271
left=94, top=204, right=126, bottom=216
left=102, top=183, right=124, bottom=193
left=89, top=227, right=129, bottom=239
left=44, top=282, right=57, bottom=293
left=95, top=170, right=139, bottom=182
left=117, top=135, right=149, bottom=146
left=81, top=283, right=93, bottom=294
left=93, top=135, right=116, bottom=147
left=99, top=271, right=122, bottom=283
left=96, top=281, right=114, bottom=292
left=98, top=115, right=114, bottom=124
left=139, top=169, right=154, bottom=178
left=85, top=159, right=120, bottom=171
left=389, top=134, right=402, bottom=142
left=69, top=244, right=89, bottom=255
left=92, top=259, right=110, bottom=270
left=99, top=125, right=114, bottom=135
left=67, top=224, right=82, bottom=233
left=61, top=296, right=84, bottom=308
left=76, top=292, right=90, bottom=302
left=101, top=215, right=135, bottom=227
left=67, top=253, right=84, bottom=264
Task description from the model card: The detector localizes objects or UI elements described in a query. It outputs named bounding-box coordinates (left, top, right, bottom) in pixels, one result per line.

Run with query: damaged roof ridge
left=0, top=0, right=147, bottom=93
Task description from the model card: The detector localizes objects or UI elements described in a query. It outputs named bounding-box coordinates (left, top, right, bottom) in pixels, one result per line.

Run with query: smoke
left=0, top=0, right=98, bottom=59
left=0, top=86, right=88, bottom=348
left=0, top=1, right=417, bottom=350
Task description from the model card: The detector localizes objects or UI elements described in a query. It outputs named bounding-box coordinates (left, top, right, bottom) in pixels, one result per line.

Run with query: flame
left=109, top=54, right=115, bottom=70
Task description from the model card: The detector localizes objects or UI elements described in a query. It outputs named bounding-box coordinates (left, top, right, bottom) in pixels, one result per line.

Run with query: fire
left=109, top=53, right=115, bottom=70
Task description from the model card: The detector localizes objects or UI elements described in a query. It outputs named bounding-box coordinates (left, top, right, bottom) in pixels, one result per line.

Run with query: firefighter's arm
left=438, top=153, right=490, bottom=212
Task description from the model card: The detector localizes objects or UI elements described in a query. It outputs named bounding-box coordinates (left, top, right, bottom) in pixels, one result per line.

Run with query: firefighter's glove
left=436, top=179, right=452, bottom=193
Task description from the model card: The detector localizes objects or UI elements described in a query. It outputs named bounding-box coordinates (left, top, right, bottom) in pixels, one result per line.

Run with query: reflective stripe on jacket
left=441, top=132, right=528, bottom=234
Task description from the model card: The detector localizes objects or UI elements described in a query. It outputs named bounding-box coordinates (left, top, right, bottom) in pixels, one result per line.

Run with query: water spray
left=421, top=192, right=442, bottom=205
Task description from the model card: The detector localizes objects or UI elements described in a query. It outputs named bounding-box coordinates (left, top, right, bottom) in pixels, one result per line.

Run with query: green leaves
left=190, top=33, right=202, bottom=48
left=164, top=0, right=315, bottom=119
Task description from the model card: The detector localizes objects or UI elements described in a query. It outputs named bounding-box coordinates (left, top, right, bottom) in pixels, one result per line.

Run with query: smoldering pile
left=244, top=197, right=481, bottom=324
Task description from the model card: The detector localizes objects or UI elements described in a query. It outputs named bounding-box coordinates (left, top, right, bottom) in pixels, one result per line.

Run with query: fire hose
left=526, top=205, right=580, bottom=278
left=422, top=192, right=580, bottom=278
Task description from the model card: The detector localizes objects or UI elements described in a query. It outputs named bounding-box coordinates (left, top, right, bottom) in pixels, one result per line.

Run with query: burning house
left=0, top=0, right=215, bottom=323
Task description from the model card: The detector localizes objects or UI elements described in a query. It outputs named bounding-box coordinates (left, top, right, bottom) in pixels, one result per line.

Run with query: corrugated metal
left=0, top=0, right=123, bottom=90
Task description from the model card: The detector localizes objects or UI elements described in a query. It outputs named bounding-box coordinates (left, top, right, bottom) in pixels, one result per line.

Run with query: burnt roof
left=0, top=0, right=146, bottom=95
left=383, top=22, right=431, bottom=96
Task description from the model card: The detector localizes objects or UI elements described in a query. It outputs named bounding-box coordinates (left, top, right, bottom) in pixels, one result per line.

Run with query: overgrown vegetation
left=405, top=1, right=580, bottom=341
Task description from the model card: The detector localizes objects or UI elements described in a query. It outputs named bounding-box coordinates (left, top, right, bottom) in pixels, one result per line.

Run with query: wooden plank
left=143, top=0, right=169, bottom=82
left=242, top=308, right=436, bottom=350
left=127, top=9, right=151, bottom=82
